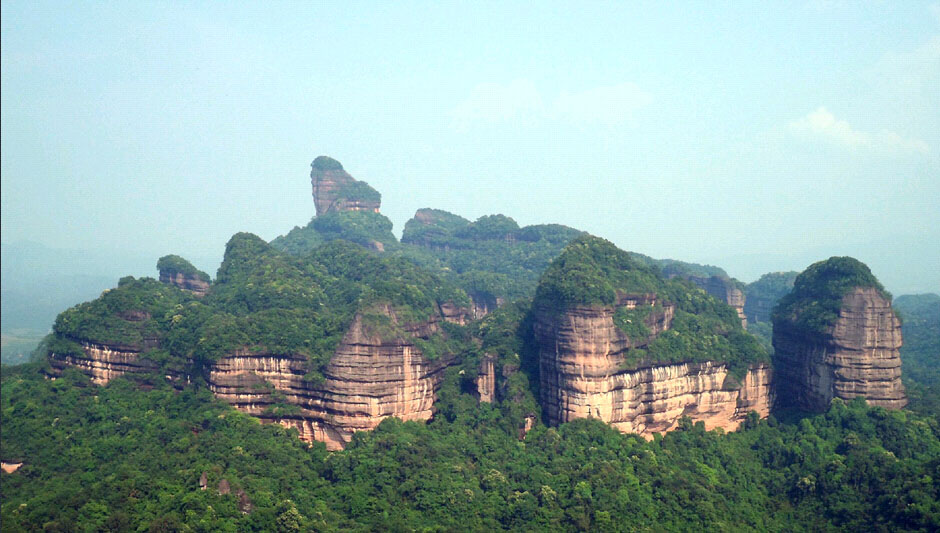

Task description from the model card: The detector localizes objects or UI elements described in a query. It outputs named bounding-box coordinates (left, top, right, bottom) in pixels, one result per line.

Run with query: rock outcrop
left=206, top=305, right=462, bottom=450
left=47, top=340, right=159, bottom=385
left=157, top=255, right=210, bottom=296
left=475, top=354, right=497, bottom=403
left=773, top=287, right=907, bottom=411
left=536, top=295, right=772, bottom=436
left=159, top=271, right=210, bottom=296
left=686, top=275, right=747, bottom=328
left=310, top=156, right=381, bottom=216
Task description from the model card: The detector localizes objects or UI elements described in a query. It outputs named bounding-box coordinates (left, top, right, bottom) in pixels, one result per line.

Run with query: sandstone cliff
left=310, top=156, right=381, bottom=216
left=47, top=340, right=158, bottom=385
left=207, top=305, right=463, bottom=450
left=773, top=287, right=906, bottom=411
left=536, top=296, right=772, bottom=436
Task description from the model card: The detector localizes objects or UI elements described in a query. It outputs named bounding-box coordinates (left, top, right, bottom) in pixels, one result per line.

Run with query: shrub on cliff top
left=533, top=236, right=661, bottom=308
left=156, top=254, right=209, bottom=281
left=773, top=256, right=890, bottom=336
left=311, top=155, right=343, bottom=171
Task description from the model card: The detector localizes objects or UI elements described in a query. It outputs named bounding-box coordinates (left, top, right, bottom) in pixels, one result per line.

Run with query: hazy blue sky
left=2, top=1, right=938, bottom=293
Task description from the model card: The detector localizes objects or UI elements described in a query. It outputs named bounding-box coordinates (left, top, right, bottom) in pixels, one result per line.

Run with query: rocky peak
left=684, top=275, right=747, bottom=327
left=310, top=156, right=381, bottom=216
left=772, top=257, right=906, bottom=411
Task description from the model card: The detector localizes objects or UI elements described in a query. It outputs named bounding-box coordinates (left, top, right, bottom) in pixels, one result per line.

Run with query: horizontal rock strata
left=159, top=271, right=209, bottom=296
left=207, top=309, right=458, bottom=450
left=537, top=296, right=772, bottom=436
left=48, top=340, right=159, bottom=385
left=773, top=287, right=906, bottom=411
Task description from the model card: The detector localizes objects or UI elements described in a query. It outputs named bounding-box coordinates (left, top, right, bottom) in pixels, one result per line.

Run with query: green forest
left=3, top=203, right=939, bottom=532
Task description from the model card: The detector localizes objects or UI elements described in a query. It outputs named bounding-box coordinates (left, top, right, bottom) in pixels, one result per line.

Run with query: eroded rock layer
left=159, top=272, right=210, bottom=297
left=773, top=287, right=906, bottom=411
left=536, top=297, right=772, bottom=436
left=206, top=309, right=458, bottom=450
left=47, top=340, right=162, bottom=385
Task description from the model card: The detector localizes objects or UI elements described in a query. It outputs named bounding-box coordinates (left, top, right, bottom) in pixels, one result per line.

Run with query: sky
left=2, top=1, right=938, bottom=294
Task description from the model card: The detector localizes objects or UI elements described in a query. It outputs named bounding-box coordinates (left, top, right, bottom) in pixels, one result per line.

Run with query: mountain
left=3, top=156, right=938, bottom=531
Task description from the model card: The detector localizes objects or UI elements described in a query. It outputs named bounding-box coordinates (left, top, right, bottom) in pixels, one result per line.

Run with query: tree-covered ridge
left=47, top=234, right=470, bottom=382
left=3, top=363, right=938, bottom=532
left=534, top=236, right=663, bottom=308
left=271, top=211, right=398, bottom=254
left=52, top=277, right=196, bottom=350
left=156, top=254, right=210, bottom=281
left=773, top=256, right=890, bottom=336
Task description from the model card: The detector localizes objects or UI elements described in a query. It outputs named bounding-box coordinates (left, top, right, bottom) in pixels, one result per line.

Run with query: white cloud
left=451, top=80, right=652, bottom=129
left=788, top=107, right=929, bottom=155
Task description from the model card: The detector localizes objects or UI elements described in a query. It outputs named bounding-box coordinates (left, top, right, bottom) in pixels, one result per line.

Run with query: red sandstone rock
left=773, top=287, right=907, bottom=411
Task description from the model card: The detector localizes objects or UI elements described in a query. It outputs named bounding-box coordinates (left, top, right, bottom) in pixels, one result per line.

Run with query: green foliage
left=311, top=155, right=343, bottom=171
left=534, top=236, right=662, bottom=308
left=53, top=277, right=194, bottom=349
left=612, top=305, right=652, bottom=341
left=744, top=271, right=798, bottom=324
left=454, top=214, right=520, bottom=240
left=334, top=180, right=381, bottom=204
left=45, top=234, right=469, bottom=380
left=156, top=254, right=209, bottom=281
left=271, top=211, right=397, bottom=254
left=774, top=257, right=889, bottom=336
left=4, top=365, right=939, bottom=532
left=895, top=293, right=940, bottom=417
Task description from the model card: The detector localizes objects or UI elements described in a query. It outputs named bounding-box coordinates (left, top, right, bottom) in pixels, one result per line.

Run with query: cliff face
left=159, top=271, right=209, bottom=297
left=207, top=306, right=461, bottom=450
left=536, top=297, right=772, bottom=436
left=687, top=275, right=747, bottom=328
left=773, top=287, right=906, bottom=411
left=311, top=156, right=381, bottom=216
left=48, top=341, right=158, bottom=385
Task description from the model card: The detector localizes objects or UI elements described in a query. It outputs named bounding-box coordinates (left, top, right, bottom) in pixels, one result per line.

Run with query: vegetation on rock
left=773, top=256, right=890, bottom=337
left=156, top=254, right=210, bottom=281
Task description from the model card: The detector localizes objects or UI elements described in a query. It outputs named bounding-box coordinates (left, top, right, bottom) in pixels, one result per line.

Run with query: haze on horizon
left=2, top=1, right=938, bottom=295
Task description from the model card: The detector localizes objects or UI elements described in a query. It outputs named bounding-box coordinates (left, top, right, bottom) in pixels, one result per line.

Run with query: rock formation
left=159, top=271, right=210, bottom=296
left=47, top=340, right=160, bottom=385
left=475, top=354, right=497, bottom=403
left=206, top=305, right=463, bottom=450
left=157, top=255, right=210, bottom=296
left=310, top=156, right=381, bottom=216
left=536, top=295, right=772, bottom=436
left=686, top=275, right=747, bottom=328
left=773, top=287, right=907, bottom=411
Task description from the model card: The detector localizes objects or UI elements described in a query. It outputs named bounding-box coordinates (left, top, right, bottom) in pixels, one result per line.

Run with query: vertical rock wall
left=773, top=287, right=907, bottom=411
left=536, top=296, right=772, bottom=437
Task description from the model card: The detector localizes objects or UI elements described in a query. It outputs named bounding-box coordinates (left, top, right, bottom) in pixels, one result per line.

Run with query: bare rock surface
left=536, top=295, right=772, bottom=436
left=206, top=306, right=459, bottom=450
left=773, top=287, right=907, bottom=411
left=310, top=156, right=380, bottom=215
left=159, top=271, right=209, bottom=297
